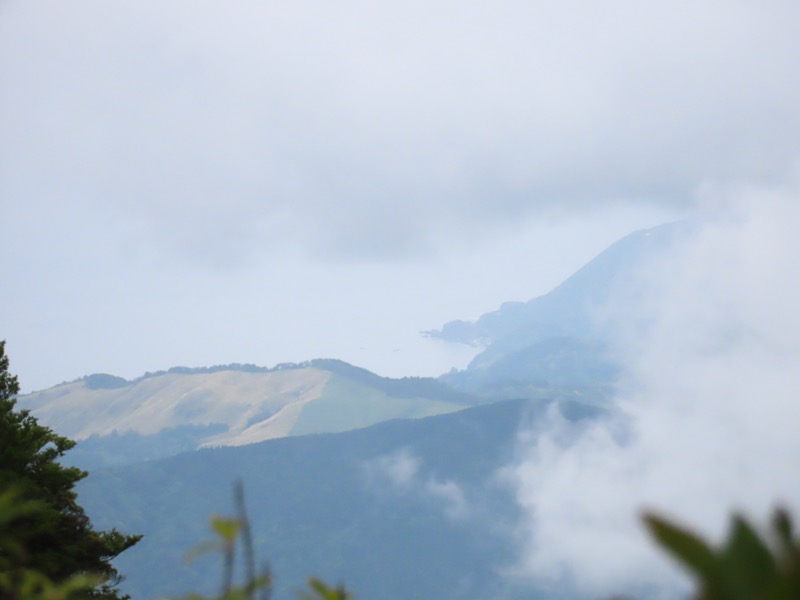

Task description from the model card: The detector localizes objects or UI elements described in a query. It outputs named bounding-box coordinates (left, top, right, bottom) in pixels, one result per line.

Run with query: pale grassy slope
left=18, top=367, right=467, bottom=449
left=20, top=369, right=331, bottom=443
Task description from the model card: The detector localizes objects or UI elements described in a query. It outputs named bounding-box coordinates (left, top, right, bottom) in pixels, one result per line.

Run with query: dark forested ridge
left=77, top=398, right=582, bottom=600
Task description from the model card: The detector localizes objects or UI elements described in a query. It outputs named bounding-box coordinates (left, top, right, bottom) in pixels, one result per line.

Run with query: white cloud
left=366, top=448, right=421, bottom=488
left=2, top=0, right=797, bottom=394
left=364, top=449, right=472, bottom=521
left=424, top=479, right=471, bottom=521
left=2, top=1, right=799, bottom=263
left=507, top=186, right=800, bottom=596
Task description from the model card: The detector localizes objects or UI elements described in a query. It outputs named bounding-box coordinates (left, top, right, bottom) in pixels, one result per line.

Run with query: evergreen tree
left=0, top=340, right=141, bottom=598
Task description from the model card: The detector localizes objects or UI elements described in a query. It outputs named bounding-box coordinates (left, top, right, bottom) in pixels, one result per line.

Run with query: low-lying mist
left=506, top=186, right=800, bottom=596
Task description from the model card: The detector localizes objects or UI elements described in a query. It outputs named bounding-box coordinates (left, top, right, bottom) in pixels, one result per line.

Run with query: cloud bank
left=507, top=187, right=800, bottom=595
left=2, top=1, right=800, bottom=264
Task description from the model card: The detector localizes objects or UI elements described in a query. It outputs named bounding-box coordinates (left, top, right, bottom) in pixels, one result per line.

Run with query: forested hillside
left=77, top=398, right=581, bottom=600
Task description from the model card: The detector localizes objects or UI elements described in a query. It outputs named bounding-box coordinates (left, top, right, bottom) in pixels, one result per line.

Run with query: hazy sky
left=3, top=1, right=799, bottom=392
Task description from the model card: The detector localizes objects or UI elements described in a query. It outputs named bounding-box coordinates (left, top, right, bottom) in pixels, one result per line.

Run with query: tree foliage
left=0, top=341, right=141, bottom=599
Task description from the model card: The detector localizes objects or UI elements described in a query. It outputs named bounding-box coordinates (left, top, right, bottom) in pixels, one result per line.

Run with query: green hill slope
left=19, top=362, right=478, bottom=469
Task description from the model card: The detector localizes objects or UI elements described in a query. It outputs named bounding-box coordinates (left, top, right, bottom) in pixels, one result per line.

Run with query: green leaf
left=772, top=508, right=798, bottom=557
left=642, top=512, right=721, bottom=583
left=211, top=516, right=243, bottom=544
left=298, top=577, right=352, bottom=600
left=719, top=516, right=777, bottom=599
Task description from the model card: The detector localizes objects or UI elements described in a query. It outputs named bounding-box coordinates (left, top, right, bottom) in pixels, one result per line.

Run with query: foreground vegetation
left=0, top=341, right=140, bottom=599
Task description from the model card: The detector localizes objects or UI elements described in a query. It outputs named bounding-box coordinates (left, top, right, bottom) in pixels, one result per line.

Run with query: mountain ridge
left=428, top=220, right=686, bottom=363
left=18, top=360, right=482, bottom=469
left=432, top=220, right=690, bottom=399
left=77, top=397, right=547, bottom=600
